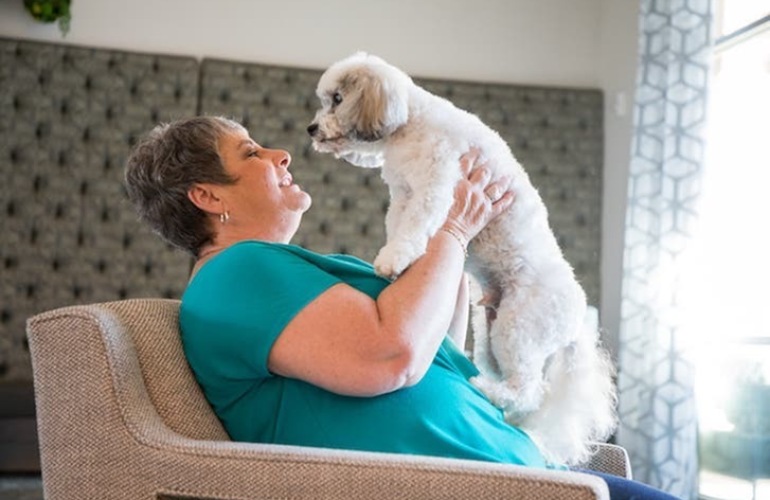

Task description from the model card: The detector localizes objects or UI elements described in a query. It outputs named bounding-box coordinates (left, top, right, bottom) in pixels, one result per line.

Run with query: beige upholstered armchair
left=26, top=299, right=630, bottom=499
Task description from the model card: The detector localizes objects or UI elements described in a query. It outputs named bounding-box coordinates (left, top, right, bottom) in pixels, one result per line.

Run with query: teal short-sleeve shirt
left=180, top=240, right=547, bottom=467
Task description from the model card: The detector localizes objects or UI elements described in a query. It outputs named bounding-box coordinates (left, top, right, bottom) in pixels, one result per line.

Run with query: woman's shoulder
left=224, top=239, right=295, bottom=257
left=222, top=241, right=374, bottom=272
left=187, top=240, right=343, bottom=289
left=184, top=241, right=285, bottom=292
left=202, top=240, right=314, bottom=269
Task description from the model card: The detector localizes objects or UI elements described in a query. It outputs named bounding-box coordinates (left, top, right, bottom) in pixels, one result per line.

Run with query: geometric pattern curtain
left=616, top=0, right=713, bottom=498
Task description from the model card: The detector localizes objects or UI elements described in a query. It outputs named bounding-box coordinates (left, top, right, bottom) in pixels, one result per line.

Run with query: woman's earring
left=220, top=210, right=230, bottom=224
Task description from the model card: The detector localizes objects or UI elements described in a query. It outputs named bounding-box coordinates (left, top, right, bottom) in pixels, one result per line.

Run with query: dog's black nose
left=307, top=123, right=319, bottom=136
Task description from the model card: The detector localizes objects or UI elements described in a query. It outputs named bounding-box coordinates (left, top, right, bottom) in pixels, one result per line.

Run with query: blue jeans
left=574, top=469, right=682, bottom=500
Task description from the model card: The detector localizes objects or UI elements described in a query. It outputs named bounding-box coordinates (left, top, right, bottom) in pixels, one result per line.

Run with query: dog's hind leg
left=519, top=325, right=617, bottom=465
left=470, top=288, right=552, bottom=415
left=492, top=291, right=550, bottom=414
left=468, top=278, right=501, bottom=378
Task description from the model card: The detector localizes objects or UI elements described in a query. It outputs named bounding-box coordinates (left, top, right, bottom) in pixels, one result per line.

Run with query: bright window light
left=685, top=3, right=770, bottom=499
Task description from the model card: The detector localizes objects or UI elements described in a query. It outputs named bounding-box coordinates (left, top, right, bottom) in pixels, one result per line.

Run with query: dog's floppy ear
left=340, top=65, right=409, bottom=141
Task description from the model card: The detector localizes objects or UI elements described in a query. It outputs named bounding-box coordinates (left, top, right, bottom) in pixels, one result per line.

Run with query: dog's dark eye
left=332, top=92, right=343, bottom=105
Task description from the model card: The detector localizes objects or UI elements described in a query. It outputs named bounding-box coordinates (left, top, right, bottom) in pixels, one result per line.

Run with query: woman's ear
left=187, top=183, right=223, bottom=215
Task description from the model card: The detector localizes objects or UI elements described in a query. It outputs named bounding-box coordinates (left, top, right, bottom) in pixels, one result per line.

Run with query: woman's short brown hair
left=124, top=116, right=245, bottom=256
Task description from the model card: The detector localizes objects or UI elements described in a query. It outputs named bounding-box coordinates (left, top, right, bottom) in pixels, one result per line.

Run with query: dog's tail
left=518, top=321, right=618, bottom=466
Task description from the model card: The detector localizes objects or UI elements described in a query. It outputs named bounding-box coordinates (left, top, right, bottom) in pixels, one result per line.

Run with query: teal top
left=180, top=240, right=547, bottom=467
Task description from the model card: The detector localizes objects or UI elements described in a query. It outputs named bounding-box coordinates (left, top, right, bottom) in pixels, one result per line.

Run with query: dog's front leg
left=383, top=184, right=410, bottom=241
left=374, top=171, right=455, bottom=278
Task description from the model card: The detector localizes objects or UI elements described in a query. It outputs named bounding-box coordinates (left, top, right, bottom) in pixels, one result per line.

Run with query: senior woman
left=125, top=116, right=677, bottom=500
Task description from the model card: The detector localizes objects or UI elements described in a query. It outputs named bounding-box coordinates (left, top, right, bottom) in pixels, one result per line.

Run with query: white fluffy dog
left=307, top=52, right=616, bottom=465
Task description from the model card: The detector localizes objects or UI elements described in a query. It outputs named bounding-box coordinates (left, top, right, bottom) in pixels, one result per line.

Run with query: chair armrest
left=137, top=434, right=612, bottom=500
left=583, top=443, right=632, bottom=479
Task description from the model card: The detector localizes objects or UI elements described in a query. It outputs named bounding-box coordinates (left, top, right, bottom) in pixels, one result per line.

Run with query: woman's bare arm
left=447, top=274, right=470, bottom=350
left=268, top=161, right=513, bottom=397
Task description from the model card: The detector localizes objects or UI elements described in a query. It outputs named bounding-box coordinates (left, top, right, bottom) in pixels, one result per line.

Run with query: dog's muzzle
left=307, top=123, right=319, bottom=137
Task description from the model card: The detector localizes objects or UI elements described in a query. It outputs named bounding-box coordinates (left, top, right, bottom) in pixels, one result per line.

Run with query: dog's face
left=307, top=52, right=411, bottom=165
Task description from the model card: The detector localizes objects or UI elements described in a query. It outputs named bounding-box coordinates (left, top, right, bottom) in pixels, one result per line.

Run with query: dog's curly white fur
left=308, top=52, right=617, bottom=465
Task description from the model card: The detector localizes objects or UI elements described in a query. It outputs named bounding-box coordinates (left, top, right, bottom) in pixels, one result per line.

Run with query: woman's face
left=217, top=128, right=312, bottom=232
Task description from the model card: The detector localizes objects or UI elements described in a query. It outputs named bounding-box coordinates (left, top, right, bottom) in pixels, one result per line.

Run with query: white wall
left=598, top=0, right=639, bottom=357
left=0, top=0, right=603, bottom=86
left=0, top=0, right=639, bottom=351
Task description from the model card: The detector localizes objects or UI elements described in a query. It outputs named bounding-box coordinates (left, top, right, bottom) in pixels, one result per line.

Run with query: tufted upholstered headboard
left=1, top=38, right=199, bottom=382
left=0, top=38, right=602, bottom=383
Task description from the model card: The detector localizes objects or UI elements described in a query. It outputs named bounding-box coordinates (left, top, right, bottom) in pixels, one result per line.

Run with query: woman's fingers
left=484, top=184, right=502, bottom=202
left=459, top=148, right=482, bottom=177
left=491, top=191, right=515, bottom=215
left=484, top=176, right=513, bottom=202
left=445, top=151, right=515, bottom=243
left=468, top=165, right=491, bottom=185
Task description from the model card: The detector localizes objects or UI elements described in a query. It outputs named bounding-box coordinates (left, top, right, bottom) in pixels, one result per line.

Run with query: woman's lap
left=573, top=469, right=681, bottom=500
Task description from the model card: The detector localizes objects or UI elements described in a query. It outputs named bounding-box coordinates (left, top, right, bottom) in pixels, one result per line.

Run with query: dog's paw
left=374, top=242, right=418, bottom=278
left=471, top=374, right=544, bottom=416
left=470, top=376, right=505, bottom=407
left=339, top=150, right=384, bottom=168
left=510, top=379, right=545, bottom=415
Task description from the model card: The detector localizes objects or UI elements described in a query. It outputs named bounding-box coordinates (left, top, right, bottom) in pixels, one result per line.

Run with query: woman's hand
left=441, top=150, right=515, bottom=247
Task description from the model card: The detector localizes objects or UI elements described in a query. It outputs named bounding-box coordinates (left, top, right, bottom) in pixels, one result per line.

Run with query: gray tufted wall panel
left=0, top=38, right=199, bottom=381
left=199, top=58, right=603, bottom=300
left=0, top=40, right=602, bottom=384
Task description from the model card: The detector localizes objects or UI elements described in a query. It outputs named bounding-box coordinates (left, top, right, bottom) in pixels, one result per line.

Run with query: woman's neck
left=197, top=224, right=295, bottom=259
left=189, top=217, right=300, bottom=280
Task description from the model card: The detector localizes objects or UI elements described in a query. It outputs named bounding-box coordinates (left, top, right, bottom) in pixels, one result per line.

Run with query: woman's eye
left=248, top=149, right=260, bottom=157
left=332, top=92, right=343, bottom=105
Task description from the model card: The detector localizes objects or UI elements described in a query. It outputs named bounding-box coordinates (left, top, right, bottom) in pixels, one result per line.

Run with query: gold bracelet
left=440, top=227, right=468, bottom=258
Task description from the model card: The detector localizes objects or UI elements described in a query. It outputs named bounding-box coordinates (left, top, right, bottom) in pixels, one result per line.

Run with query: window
left=687, top=2, right=770, bottom=499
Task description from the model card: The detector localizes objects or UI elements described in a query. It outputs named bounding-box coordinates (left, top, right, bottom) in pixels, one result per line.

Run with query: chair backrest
left=27, top=299, right=229, bottom=442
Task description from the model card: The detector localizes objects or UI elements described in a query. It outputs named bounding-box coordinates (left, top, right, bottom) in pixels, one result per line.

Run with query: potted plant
left=24, top=0, right=72, bottom=36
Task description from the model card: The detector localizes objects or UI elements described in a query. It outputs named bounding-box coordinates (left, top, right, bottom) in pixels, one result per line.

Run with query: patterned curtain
left=617, top=0, right=713, bottom=498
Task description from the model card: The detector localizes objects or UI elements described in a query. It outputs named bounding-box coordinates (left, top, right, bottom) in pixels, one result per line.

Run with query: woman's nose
left=272, top=149, right=291, bottom=168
